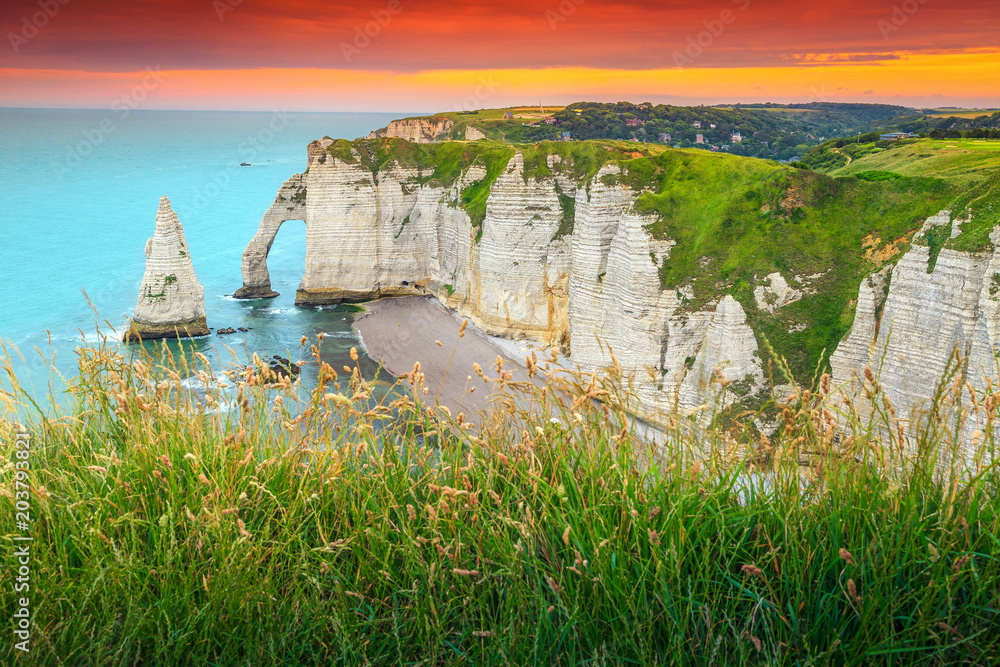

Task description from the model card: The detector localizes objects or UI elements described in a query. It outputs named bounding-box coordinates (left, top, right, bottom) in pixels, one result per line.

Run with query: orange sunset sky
left=1, top=0, right=998, bottom=111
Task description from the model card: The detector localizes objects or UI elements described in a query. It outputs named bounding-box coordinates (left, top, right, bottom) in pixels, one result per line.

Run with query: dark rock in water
left=267, top=359, right=301, bottom=380
left=241, top=162, right=251, bottom=166
left=238, top=327, right=248, bottom=332
left=272, top=355, right=282, bottom=360
left=217, top=327, right=236, bottom=335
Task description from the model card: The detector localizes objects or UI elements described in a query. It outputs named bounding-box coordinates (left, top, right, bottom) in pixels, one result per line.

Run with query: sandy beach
left=352, top=296, right=545, bottom=418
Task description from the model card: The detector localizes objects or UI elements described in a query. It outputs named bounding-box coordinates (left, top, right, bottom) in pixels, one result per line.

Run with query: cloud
left=0, top=0, right=997, bottom=72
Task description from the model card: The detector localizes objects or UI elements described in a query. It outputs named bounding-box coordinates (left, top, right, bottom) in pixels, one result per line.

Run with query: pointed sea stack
left=124, top=196, right=209, bottom=342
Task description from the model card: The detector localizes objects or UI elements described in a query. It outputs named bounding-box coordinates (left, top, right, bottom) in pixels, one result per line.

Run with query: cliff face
left=236, top=140, right=769, bottom=425
left=368, top=117, right=455, bottom=143
left=235, top=137, right=992, bottom=437
left=830, top=219, right=1000, bottom=467
left=126, top=196, right=208, bottom=341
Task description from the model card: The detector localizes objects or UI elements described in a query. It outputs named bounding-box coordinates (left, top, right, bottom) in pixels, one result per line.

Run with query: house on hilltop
left=695, top=134, right=705, bottom=144
left=879, top=132, right=919, bottom=140
left=693, top=121, right=702, bottom=129
left=626, top=118, right=644, bottom=127
left=503, top=111, right=514, bottom=119
left=731, top=132, right=743, bottom=143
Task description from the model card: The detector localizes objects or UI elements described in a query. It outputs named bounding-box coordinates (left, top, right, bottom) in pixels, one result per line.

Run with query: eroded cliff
left=236, top=137, right=980, bottom=429
left=126, top=196, right=209, bottom=342
left=368, top=117, right=455, bottom=143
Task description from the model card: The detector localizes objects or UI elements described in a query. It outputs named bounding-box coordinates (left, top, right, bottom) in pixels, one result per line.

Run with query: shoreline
left=352, top=295, right=531, bottom=418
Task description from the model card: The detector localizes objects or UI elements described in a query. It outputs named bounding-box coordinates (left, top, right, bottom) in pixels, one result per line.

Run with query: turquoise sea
left=0, top=108, right=411, bottom=404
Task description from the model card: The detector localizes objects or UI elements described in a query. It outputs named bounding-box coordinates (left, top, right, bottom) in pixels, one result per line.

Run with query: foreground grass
left=1, top=338, right=999, bottom=665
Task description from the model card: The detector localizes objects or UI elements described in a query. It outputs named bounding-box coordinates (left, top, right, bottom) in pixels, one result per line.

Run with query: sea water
left=0, top=108, right=411, bottom=405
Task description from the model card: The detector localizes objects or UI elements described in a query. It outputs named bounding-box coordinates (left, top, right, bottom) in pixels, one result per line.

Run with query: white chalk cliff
left=126, top=196, right=209, bottom=342
left=236, top=140, right=767, bottom=425
left=830, top=217, right=1000, bottom=467
left=235, top=137, right=999, bottom=446
left=368, top=117, right=455, bottom=143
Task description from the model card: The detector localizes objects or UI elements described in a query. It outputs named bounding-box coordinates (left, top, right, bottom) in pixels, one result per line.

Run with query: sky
left=1, top=0, right=998, bottom=111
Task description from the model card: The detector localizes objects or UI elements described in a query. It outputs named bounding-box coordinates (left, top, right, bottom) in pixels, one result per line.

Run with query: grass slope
left=1, top=339, right=999, bottom=665
left=621, top=150, right=955, bottom=379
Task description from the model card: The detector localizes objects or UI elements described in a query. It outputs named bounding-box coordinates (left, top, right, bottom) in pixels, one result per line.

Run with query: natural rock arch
left=234, top=174, right=306, bottom=299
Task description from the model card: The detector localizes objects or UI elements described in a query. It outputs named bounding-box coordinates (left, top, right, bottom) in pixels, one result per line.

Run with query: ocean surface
left=0, top=108, right=413, bottom=406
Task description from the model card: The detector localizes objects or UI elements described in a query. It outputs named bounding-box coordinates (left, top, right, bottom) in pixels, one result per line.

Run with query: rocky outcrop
left=125, top=196, right=208, bottom=342
left=465, top=126, right=487, bottom=141
left=236, top=140, right=768, bottom=426
left=234, top=174, right=306, bottom=299
left=831, top=218, right=1000, bottom=468
left=367, top=117, right=455, bottom=143
left=754, top=272, right=802, bottom=314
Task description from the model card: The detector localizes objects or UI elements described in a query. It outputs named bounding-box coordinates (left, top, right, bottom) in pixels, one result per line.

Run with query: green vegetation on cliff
left=614, top=149, right=956, bottom=378
left=326, top=135, right=997, bottom=380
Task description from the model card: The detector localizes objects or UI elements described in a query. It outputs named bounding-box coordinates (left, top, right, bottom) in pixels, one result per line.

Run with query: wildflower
left=350, top=347, right=358, bottom=361
left=237, top=518, right=251, bottom=538
left=562, top=525, right=571, bottom=547
left=839, top=548, right=855, bottom=565
left=453, top=569, right=479, bottom=577
left=472, top=631, right=491, bottom=638
left=648, top=529, right=661, bottom=547
left=741, top=564, right=763, bottom=578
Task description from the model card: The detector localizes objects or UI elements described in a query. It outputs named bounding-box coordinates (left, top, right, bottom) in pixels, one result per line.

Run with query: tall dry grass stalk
left=0, top=331, right=998, bottom=665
